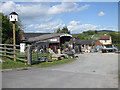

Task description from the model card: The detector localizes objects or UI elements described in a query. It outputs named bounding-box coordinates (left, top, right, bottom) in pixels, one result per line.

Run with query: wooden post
left=47, top=43, right=49, bottom=61
left=4, top=45, right=6, bottom=56
left=72, top=37, right=73, bottom=49
left=37, top=46, right=38, bottom=61
left=27, top=45, right=31, bottom=65
left=59, top=36, right=60, bottom=48
left=13, top=23, right=16, bottom=62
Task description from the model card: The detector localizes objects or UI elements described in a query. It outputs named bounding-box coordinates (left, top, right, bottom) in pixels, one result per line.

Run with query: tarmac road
left=2, top=53, right=118, bottom=88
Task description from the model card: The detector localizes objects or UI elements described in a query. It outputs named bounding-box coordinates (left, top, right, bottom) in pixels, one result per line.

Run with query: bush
left=116, top=44, right=120, bottom=50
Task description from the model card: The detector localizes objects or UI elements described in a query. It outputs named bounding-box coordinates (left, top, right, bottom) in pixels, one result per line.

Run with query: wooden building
left=74, top=39, right=103, bottom=53
left=20, top=33, right=73, bottom=53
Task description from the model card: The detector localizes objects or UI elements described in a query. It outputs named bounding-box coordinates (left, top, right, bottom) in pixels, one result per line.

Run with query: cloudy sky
left=1, top=1, right=118, bottom=33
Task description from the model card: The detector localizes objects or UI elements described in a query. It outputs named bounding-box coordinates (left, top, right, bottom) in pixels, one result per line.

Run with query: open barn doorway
left=60, top=36, right=72, bottom=45
left=60, top=35, right=73, bottom=51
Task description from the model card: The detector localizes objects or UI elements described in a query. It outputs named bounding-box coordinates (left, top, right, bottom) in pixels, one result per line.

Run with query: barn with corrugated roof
left=20, top=33, right=73, bottom=52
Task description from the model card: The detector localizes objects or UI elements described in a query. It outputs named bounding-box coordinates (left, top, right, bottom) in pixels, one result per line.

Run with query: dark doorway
left=60, top=36, right=72, bottom=45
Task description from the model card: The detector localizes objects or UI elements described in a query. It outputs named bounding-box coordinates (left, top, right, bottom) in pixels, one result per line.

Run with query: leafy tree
left=82, top=30, right=95, bottom=36
left=109, top=32, right=120, bottom=44
left=1, top=13, right=23, bottom=44
left=83, top=30, right=98, bottom=35
left=56, top=26, right=70, bottom=34
left=87, top=30, right=95, bottom=35
left=57, top=28, right=61, bottom=33
left=82, top=31, right=88, bottom=37
left=78, top=34, right=85, bottom=39
left=95, top=30, right=98, bottom=34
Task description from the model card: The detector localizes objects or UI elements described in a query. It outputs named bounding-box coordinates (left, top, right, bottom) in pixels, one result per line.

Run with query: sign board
left=50, top=38, right=58, bottom=42
left=20, top=43, right=25, bottom=53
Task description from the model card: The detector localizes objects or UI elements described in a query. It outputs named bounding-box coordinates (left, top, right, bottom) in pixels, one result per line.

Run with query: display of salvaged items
left=20, top=33, right=76, bottom=61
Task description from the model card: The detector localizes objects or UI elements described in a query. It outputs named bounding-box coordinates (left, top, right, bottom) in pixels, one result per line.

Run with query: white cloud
left=25, top=19, right=117, bottom=33
left=98, top=11, right=105, bottom=16
left=1, top=1, right=16, bottom=14
left=68, top=23, right=101, bottom=33
left=1, top=1, right=90, bottom=21
left=27, top=24, right=34, bottom=28
left=68, top=21, right=117, bottom=33
left=1, top=1, right=50, bottom=21
left=69, top=21, right=80, bottom=25
left=25, top=19, right=63, bottom=32
left=2, top=0, right=120, bottom=2
left=48, top=3, right=90, bottom=15
left=99, top=26, right=118, bottom=31
left=1, top=1, right=117, bottom=33
left=0, top=2, right=2, bottom=13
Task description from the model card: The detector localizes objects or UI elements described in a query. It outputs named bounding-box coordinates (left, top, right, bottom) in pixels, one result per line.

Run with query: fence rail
left=0, top=44, right=31, bottom=65
left=0, top=47, right=20, bottom=51
left=0, top=44, right=20, bottom=47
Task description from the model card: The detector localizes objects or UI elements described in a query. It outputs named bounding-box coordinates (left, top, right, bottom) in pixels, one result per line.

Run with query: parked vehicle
left=101, top=44, right=118, bottom=53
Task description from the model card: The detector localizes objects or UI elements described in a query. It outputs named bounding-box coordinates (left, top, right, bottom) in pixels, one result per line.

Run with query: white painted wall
left=99, top=37, right=112, bottom=45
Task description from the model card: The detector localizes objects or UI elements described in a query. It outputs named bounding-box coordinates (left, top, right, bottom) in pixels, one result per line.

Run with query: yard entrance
left=60, top=36, right=72, bottom=45
left=30, top=42, right=50, bottom=64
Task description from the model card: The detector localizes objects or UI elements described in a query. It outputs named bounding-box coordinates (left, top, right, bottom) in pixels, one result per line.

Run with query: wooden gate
left=30, top=42, right=49, bottom=64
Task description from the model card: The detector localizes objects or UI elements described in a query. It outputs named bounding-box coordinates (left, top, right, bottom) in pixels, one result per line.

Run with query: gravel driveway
left=2, top=53, right=118, bottom=88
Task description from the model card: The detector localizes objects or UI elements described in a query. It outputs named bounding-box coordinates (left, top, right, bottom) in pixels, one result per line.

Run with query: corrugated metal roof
left=28, top=33, right=65, bottom=42
left=23, top=33, right=51, bottom=39
left=74, top=39, right=98, bottom=45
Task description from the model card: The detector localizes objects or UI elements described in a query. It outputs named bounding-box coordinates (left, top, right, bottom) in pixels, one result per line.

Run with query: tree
left=56, top=26, right=70, bottom=34
left=83, top=30, right=97, bottom=35
left=57, top=28, right=61, bottom=33
left=95, top=30, right=98, bottom=34
left=78, top=34, right=85, bottom=39
left=87, top=30, right=95, bottom=35
left=109, top=32, right=119, bottom=44
left=61, top=26, right=70, bottom=34
left=1, top=13, right=23, bottom=44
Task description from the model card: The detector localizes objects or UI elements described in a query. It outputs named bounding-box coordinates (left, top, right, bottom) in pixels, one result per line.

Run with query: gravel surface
left=2, top=53, right=118, bottom=88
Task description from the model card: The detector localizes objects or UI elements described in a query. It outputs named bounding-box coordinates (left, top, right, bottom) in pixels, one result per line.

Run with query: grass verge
left=2, top=56, right=30, bottom=69
left=32, top=58, right=76, bottom=68
left=1, top=56, right=77, bottom=69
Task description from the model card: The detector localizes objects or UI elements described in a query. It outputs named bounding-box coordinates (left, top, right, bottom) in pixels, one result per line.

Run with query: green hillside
left=73, top=30, right=113, bottom=40
left=84, top=31, right=111, bottom=40
left=72, top=30, right=119, bottom=44
left=72, top=30, right=120, bottom=50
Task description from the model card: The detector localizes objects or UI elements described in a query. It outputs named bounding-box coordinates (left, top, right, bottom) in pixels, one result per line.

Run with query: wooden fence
left=0, top=44, right=32, bottom=65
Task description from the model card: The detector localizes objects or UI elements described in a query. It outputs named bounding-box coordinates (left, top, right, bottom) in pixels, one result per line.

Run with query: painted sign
left=20, top=43, right=25, bottom=53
